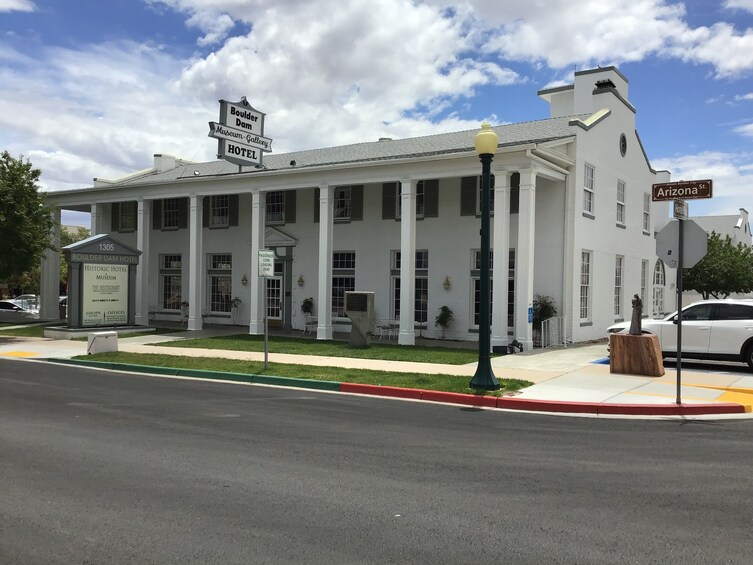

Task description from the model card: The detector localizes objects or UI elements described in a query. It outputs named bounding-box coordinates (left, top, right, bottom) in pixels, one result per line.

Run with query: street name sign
left=209, top=97, right=273, bottom=167
left=652, top=179, right=712, bottom=202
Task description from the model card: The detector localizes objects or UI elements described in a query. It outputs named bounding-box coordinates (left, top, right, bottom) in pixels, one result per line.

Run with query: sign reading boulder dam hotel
left=208, top=97, right=273, bottom=167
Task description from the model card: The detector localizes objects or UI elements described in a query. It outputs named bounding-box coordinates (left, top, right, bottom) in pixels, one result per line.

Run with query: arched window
left=653, top=260, right=666, bottom=316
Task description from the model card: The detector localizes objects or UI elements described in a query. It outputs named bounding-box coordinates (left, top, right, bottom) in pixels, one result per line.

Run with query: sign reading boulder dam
left=208, top=97, right=273, bottom=167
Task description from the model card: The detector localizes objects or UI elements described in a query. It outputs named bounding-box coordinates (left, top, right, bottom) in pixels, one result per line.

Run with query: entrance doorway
left=266, top=275, right=283, bottom=326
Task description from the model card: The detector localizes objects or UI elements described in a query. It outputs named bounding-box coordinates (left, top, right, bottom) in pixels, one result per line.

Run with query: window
left=616, top=180, right=625, bottom=225
left=266, top=191, right=285, bottom=223
left=471, top=250, right=494, bottom=328
left=390, top=250, right=428, bottom=323
left=508, top=249, right=515, bottom=328
left=119, top=201, right=136, bottom=232
left=162, top=198, right=180, bottom=229
left=476, top=176, right=495, bottom=216
left=580, top=251, right=592, bottom=321
left=332, top=251, right=355, bottom=318
left=208, top=254, right=232, bottom=313
left=614, top=256, right=624, bottom=317
left=643, top=192, right=651, bottom=233
left=716, top=304, right=753, bottom=320
left=210, top=195, right=229, bottom=228
left=334, top=186, right=351, bottom=221
left=680, top=303, right=713, bottom=321
left=396, top=181, right=425, bottom=219
left=653, top=260, right=665, bottom=316
left=583, top=163, right=594, bottom=215
left=641, top=259, right=649, bottom=311
left=160, top=254, right=182, bottom=310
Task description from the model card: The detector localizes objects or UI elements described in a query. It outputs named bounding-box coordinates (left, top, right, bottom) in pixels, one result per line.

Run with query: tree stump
left=609, top=333, right=665, bottom=377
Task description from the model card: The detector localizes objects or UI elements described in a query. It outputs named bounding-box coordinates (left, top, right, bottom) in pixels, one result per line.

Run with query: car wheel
left=745, top=345, right=753, bottom=370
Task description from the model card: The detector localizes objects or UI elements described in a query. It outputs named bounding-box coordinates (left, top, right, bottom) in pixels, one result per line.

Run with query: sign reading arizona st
left=208, top=97, right=273, bottom=167
left=651, top=179, right=713, bottom=201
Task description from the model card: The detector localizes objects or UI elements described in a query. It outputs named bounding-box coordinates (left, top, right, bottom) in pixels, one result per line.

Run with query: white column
left=135, top=199, right=151, bottom=325
left=39, top=208, right=62, bottom=320
left=398, top=179, right=416, bottom=345
left=491, top=170, right=510, bottom=349
left=187, top=195, right=204, bottom=330
left=90, top=203, right=103, bottom=236
left=249, top=191, right=265, bottom=334
left=317, top=184, right=334, bottom=340
left=515, top=168, right=537, bottom=350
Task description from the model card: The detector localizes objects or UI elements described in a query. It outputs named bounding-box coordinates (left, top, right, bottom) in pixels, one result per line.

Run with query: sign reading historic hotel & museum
left=208, top=97, right=273, bottom=167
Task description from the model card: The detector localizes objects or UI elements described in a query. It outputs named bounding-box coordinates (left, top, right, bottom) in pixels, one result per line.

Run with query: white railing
left=541, top=316, right=567, bottom=348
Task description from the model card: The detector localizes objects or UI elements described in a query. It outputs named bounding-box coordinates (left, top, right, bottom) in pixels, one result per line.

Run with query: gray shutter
left=313, top=187, right=320, bottom=223
left=202, top=196, right=209, bottom=227
left=177, top=197, right=188, bottom=229
left=152, top=200, right=162, bottom=230
left=111, top=203, right=120, bottom=232
left=351, top=185, right=364, bottom=221
left=285, top=190, right=296, bottom=223
left=229, top=194, right=239, bottom=226
left=424, top=179, right=439, bottom=218
left=460, top=176, right=477, bottom=216
left=511, top=172, right=520, bottom=214
left=382, top=182, right=396, bottom=220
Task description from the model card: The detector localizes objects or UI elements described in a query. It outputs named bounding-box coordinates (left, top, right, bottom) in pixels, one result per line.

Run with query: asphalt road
left=2, top=358, right=753, bottom=564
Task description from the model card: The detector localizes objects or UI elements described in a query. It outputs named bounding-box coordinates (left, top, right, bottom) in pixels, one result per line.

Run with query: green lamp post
left=470, top=122, right=501, bottom=391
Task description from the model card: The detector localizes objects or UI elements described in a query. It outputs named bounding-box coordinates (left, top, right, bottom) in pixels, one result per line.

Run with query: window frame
left=159, top=254, right=182, bottom=311
left=614, top=255, right=624, bottom=318
left=209, top=195, right=230, bottom=228
left=207, top=253, right=233, bottom=314
left=580, top=250, right=592, bottom=322
left=583, top=163, right=595, bottom=215
left=616, top=180, right=625, bottom=225
left=162, top=198, right=180, bottom=230
left=266, top=190, right=285, bottom=224
left=643, top=192, right=651, bottom=234
left=395, top=181, right=425, bottom=220
left=332, top=251, right=356, bottom=318
left=119, top=201, right=137, bottom=232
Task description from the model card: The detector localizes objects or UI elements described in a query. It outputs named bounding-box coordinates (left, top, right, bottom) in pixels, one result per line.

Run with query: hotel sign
left=651, top=179, right=712, bottom=202
left=209, top=97, right=273, bottom=167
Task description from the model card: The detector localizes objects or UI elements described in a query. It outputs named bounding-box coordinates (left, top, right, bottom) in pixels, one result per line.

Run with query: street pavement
left=1, top=325, right=752, bottom=418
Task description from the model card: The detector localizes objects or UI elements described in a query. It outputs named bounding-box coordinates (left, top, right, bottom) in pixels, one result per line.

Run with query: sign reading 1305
left=99, top=243, right=115, bottom=251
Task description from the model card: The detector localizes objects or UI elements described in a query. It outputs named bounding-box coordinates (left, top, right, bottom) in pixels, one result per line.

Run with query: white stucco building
left=40, top=66, right=677, bottom=349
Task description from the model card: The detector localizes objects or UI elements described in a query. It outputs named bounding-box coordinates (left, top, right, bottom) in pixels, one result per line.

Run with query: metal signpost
left=258, top=250, right=275, bottom=369
left=653, top=179, right=712, bottom=404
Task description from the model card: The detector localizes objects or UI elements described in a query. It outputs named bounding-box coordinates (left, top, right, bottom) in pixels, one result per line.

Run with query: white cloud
left=0, top=0, right=35, bottom=12
left=734, top=122, right=753, bottom=137
left=735, top=93, right=753, bottom=101
left=725, top=0, right=753, bottom=12
left=652, top=151, right=753, bottom=215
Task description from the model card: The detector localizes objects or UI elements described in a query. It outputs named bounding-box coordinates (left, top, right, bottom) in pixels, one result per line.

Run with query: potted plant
left=532, top=294, right=558, bottom=347
left=434, top=305, right=454, bottom=339
left=230, top=296, right=242, bottom=324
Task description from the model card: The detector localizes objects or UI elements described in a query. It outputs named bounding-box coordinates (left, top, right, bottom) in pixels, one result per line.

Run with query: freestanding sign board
left=63, top=234, right=141, bottom=328
left=208, top=97, right=273, bottom=167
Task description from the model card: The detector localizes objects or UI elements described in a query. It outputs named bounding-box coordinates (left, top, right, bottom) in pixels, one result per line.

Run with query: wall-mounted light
left=297, top=274, right=305, bottom=287
left=443, top=276, right=452, bottom=291
left=241, top=274, right=248, bottom=286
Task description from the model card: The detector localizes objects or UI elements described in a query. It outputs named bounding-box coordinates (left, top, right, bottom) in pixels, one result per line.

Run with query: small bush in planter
left=434, top=305, right=454, bottom=339
left=301, top=297, right=314, bottom=316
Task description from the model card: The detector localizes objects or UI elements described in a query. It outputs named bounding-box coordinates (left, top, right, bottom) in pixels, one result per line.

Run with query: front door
left=266, top=276, right=283, bottom=326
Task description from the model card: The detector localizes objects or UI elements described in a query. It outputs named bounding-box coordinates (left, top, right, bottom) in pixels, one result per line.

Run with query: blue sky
left=1, top=0, right=752, bottom=226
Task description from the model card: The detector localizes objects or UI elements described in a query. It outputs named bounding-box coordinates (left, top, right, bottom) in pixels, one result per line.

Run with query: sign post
left=258, top=250, right=275, bottom=369
left=653, top=179, right=712, bottom=404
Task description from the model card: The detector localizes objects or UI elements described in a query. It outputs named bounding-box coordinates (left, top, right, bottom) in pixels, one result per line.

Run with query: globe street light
left=470, top=122, right=501, bottom=391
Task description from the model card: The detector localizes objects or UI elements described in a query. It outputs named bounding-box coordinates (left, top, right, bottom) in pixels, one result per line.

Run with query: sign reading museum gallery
left=82, top=264, right=129, bottom=326
left=208, top=97, right=273, bottom=167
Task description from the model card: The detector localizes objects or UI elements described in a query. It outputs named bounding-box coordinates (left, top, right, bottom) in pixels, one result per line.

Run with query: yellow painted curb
left=0, top=351, right=39, bottom=357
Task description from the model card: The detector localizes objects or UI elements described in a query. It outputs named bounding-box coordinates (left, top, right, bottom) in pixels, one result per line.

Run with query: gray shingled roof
left=106, top=115, right=582, bottom=187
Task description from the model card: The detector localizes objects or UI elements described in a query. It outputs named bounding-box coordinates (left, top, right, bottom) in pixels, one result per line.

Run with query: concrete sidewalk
left=1, top=328, right=752, bottom=418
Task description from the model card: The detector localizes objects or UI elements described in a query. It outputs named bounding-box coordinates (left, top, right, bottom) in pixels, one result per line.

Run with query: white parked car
left=607, top=299, right=753, bottom=369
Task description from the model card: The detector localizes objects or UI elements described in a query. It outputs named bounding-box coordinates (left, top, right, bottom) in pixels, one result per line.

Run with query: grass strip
left=0, top=325, right=48, bottom=337
left=156, top=334, right=482, bottom=365
left=77, top=351, right=531, bottom=396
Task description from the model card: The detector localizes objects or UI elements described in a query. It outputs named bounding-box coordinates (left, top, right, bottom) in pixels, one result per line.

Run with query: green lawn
left=0, top=325, right=48, bottom=337
left=78, top=351, right=530, bottom=395
left=157, top=334, right=483, bottom=364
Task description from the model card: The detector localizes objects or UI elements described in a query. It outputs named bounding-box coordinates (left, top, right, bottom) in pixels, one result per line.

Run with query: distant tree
left=683, top=232, right=753, bottom=299
left=60, top=226, right=90, bottom=286
left=0, top=151, right=55, bottom=280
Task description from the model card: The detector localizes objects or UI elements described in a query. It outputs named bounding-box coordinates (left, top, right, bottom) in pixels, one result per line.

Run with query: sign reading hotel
left=651, top=179, right=713, bottom=202
left=208, top=97, right=273, bottom=167
left=82, top=263, right=129, bottom=326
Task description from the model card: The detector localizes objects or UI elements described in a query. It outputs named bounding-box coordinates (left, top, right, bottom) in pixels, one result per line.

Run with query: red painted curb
left=340, top=383, right=423, bottom=400
left=420, top=390, right=498, bottom=408
left=596, top=402, right=746, bottom=416
left=497, top=397, right=599, bottom=414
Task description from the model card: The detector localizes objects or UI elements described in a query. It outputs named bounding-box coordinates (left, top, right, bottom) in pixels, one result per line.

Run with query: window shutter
left=314, top=187, right=320, bottom=223
left=511, top=172, right=520, bottom=214
left=351, top=185, right=364, bottom=221
left=382, top=182, right=396, bottom=220
left=285, top=190, right=296, bottom=223
left=152, top=200, right=162, bottom=230
left=177, top=197, right=188, bottom=229
left=460, top=176, right=477, bottom=216
left=423, top=179, right=439, bottom=218
left=229, top=194, right=239, bottom=226
left=111, top=203, right=120, bottom=232
left=202, top=196, right=209, bottom=227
